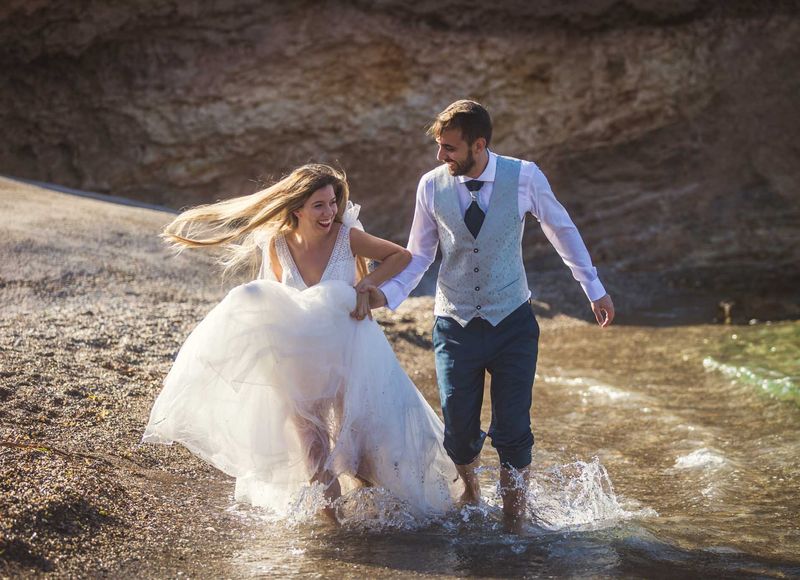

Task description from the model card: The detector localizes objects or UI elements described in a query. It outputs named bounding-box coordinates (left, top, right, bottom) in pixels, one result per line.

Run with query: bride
left=143, top=163, right=460, bottom=519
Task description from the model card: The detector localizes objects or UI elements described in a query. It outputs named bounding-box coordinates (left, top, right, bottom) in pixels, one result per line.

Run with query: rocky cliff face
left=1, top=0, right=798, bottom=299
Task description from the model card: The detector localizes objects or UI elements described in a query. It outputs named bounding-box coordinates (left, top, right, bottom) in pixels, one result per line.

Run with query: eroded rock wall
left=1, top=0, right=798, bottom=286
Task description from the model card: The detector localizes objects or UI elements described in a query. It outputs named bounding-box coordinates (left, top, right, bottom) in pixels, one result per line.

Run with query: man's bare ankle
left=502, top=510, right=525, bottom=534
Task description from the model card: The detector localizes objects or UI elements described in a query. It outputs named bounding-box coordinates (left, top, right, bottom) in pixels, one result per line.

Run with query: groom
left=367, top=100, right=614, bottom=530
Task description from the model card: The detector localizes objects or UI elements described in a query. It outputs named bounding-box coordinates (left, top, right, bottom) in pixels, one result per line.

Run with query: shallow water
left=224, top=320, right=800, bottom=578
left=702, top=321, right=800, bottom=406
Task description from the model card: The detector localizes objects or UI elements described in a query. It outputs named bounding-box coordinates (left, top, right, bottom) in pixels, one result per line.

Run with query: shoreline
left=2, top=174, right=178, bottom=214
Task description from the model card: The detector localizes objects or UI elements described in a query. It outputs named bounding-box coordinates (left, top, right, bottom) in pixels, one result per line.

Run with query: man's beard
left=446, top=149, right=475, bottom=176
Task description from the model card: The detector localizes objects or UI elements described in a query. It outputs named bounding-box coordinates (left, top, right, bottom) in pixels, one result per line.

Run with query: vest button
left=476, top=305, right=482, bottom=310
left=475, top=286, right=480, bottom=291
left=473, top=267, right=479, bottom=272
left=473, top=248, right=479, bottom=253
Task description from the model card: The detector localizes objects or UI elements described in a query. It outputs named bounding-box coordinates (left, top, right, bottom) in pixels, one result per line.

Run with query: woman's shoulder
left=344, top=222, right=366, bottom=256
left=332, top=222, right=353, bottom=252
left=335, top=220, right=361, bottom=244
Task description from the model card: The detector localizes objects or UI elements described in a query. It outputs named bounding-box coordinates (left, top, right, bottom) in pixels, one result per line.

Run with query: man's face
left=436, top=128, right=476, bottom=176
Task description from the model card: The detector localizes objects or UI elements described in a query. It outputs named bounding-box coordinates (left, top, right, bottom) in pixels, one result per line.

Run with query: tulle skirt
left=143, top=279, right=459, bottom=516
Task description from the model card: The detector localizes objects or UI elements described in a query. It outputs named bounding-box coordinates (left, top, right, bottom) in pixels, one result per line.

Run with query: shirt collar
left=456, top=150, right=497, bottom=183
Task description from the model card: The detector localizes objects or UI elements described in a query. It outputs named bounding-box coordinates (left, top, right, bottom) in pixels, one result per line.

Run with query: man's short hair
left=427, top=100, right=493, bottom=146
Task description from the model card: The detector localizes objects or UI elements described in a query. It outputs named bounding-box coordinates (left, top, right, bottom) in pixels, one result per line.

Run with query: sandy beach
left=1, top=178, right=244, bottom=576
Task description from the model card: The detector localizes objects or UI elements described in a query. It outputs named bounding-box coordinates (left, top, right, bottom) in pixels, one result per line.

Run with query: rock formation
left=1, top=0, right=798, bottom=303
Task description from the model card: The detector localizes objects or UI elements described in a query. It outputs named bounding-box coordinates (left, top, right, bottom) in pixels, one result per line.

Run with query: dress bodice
left=266, top=224, right=356, bottom=290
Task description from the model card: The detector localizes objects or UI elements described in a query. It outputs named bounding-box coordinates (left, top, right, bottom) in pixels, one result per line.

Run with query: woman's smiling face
left=295, top=184, right=338, bottom=233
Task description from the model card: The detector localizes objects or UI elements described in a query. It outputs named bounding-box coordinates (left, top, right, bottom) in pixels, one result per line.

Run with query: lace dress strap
left=274, top=234, right=306, bottom=289
left=256, top=237, right=277, bottom=282
left=320, top=225, right=356, bottom=285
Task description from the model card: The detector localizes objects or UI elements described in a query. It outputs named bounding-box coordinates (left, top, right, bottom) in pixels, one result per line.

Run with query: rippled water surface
left=225, top=320, right=800, bottom=578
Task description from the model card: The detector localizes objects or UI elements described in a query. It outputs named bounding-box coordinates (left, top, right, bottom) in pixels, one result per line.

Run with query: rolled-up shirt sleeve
left=379, top=178, right=439, bottom=310
left=528, top=166, right=607, bottom=302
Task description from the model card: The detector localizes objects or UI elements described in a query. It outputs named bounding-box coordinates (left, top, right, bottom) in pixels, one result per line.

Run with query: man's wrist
left=368, top=289, right=388, bottom=309
left=378, top=281, right=403, bottom=311
left=376, top=289, right=388, bottom=308
left=583, top=279, right=607, bottom=302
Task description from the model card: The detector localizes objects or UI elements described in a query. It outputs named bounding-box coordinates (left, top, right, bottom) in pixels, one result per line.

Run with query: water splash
left=228, top=458, right=654, bottom=534
left=285, top=481, right=330, bottom=525
left=224, top=482, right=333, bottom=526
left=455, top=458, right=654, bottom=534
left=525, top=458, right=655, bottom=532
left=333, top=487, right=421, bottom=530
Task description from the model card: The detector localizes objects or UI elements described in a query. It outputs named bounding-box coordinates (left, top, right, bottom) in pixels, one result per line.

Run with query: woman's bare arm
left=349, top=228, right=410, bottom=319
left=349, top=228, right=411, bottom=289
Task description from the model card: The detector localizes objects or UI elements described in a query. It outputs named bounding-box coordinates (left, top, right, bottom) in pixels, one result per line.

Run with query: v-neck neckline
left=283, top=224, right=343, bottom=289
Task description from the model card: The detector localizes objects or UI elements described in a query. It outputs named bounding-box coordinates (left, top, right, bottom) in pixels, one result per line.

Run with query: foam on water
left=672, top=447, right=728, bottom=470
left=538, top=375, right=596, bottom=387
left=703, top=356, right=799, bottom=405
left=586, top=384, right=632, bottom=400
left=538, top=372, right=649, bottom=406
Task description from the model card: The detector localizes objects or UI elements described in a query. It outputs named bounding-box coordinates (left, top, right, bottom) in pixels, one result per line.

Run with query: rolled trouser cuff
left=496, top=446, right=532, bottom=470
left=444, top=430, right=486, bottom=465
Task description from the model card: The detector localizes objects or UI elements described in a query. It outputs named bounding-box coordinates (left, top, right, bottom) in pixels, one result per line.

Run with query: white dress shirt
left=380, top=151, right=606, bottom=310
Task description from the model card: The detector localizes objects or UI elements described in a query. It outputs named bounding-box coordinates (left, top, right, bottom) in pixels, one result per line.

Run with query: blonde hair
left=162, top=163, right=368, bottom=281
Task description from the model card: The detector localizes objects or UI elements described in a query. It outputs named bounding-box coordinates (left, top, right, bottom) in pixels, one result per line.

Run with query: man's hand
left=349, top=283, right=388, bottom=320
left=350, top=289, right=373, bottom=321
left=365, top=285, right=387, bottom=309
left=591, top=294, right=615, bottom=328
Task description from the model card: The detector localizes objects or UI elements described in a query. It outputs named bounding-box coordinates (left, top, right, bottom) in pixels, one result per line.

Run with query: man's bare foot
left=500, top=465, right=529, bottom=534
left=455, top=459, right=481, bottom=506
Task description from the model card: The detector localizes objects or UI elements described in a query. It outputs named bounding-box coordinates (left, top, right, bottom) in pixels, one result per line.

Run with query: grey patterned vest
left=432, top=155, right=530, bottom=326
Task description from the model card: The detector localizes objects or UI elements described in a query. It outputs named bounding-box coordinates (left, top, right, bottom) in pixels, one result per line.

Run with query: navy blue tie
left=464, top=180, right=484, bottom=238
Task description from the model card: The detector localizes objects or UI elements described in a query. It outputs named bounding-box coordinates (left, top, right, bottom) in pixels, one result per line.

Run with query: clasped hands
left=349, top=281, right=387, bottom=321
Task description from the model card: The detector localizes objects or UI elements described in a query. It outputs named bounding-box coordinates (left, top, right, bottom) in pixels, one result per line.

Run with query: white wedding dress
left=143, top=204, right=459, bottom=517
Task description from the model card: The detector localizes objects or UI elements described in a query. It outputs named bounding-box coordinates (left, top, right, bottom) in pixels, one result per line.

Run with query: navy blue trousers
left=432, top=301, right=539, bottom=470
